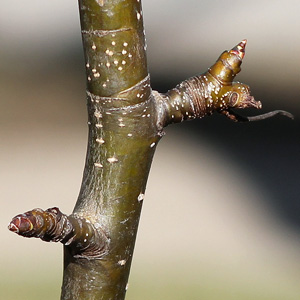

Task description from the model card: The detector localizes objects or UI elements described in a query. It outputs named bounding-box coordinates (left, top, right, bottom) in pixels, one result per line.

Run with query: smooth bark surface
left=62, top=0, right=159, bottom=299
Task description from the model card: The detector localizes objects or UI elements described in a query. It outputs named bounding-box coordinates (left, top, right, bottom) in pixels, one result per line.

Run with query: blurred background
left=1, top=0, right=299, bottom=299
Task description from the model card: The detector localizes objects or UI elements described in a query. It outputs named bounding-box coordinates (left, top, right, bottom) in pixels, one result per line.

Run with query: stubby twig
left=154, top=40, right=293, bottom=127
left=8, top=207, right=109, bottom=259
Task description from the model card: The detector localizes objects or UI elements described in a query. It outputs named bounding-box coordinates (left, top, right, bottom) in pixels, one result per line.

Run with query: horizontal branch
left=154, top=40, right=293, bottom=128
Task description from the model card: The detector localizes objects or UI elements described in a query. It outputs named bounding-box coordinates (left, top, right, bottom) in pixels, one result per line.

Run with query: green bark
left=62, top=0, right=159, bottom=299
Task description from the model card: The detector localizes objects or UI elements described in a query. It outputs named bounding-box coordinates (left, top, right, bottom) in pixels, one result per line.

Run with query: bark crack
left=82, top=28, right=132, bottom=38
left=114, top=74, right=150, bottom=97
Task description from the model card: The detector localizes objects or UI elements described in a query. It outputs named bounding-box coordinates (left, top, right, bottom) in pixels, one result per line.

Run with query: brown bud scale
left=8, top=207, right=109, bottom=259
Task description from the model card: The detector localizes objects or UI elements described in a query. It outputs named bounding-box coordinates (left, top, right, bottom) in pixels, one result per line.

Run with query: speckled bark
left=61, top=0, right=160, bottom=299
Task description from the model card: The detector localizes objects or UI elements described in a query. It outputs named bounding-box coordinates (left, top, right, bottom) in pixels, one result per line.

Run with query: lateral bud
left=8, top=207, right=109, bottom=259
left=154, top=40, right=293, bottom=126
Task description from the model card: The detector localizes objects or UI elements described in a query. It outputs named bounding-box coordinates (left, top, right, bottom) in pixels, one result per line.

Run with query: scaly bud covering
left=208, top=39, right=246, bottom=84
left=155, top=40, right=293, bottom=125
left=229, top=39, right=247, bottom=59
left=8, top=208, right=109, bottom=258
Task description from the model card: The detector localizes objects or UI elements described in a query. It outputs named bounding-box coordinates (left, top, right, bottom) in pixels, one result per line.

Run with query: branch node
left=154, top=40, right=293, bottom=127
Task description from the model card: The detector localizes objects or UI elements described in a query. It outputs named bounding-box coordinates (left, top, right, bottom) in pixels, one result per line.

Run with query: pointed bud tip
left=241, top=39, right=247, bottom=45
left=8, top=222, right=19, bottom=233
left=237, top=39, right=247, bottom=49
left=8, top=216, right=33, bottom=234
left=230, top=39, right=247, bottom=60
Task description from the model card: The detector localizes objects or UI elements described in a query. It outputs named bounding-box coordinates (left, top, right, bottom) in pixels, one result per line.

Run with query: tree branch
left=154, top=40, right=293, bottom=127
left=8, top=1, right=293, bottom=299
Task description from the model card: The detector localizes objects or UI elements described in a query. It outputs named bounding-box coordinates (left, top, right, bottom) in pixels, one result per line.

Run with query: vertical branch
left=61, top=1, right=161, bottom=299
left=8, top=1, right=162, bottom=299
